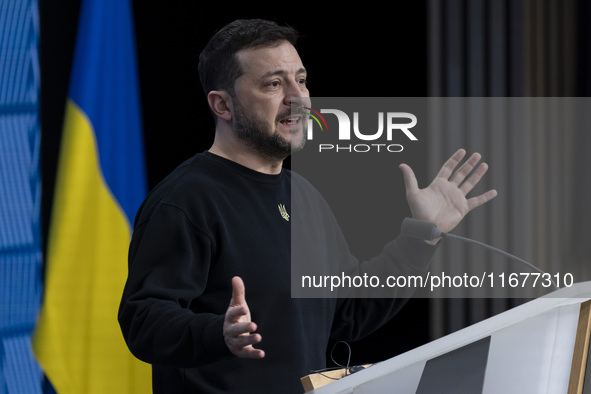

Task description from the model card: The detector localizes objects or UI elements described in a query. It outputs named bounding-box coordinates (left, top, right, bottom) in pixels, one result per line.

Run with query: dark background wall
left=39, top=1, right=430, bottom=368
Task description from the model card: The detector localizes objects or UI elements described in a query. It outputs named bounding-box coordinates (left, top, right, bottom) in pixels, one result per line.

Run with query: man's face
left=230, top=41, right=309, bottom=159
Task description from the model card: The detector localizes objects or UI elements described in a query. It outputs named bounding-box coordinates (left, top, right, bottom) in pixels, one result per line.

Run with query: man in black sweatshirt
left=118, top=19, right=497, bottom=393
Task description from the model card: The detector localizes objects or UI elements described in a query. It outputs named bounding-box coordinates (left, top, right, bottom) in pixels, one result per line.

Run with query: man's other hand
left=223, top=276, right=265, bottom=359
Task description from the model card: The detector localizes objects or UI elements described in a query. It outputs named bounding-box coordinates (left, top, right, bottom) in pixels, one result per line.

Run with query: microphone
left=401, top=218, right=559, bottom=290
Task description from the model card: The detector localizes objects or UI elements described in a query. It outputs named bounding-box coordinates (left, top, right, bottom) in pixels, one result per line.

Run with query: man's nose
left=283, top=81, right=307, bottom=106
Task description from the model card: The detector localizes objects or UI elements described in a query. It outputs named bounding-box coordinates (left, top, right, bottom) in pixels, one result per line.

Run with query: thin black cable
left=308, top=341, right=353, bottom=379
left=330, top=341, right=352, bottom=374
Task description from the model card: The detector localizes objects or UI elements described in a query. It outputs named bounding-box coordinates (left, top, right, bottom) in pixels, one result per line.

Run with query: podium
left=303, top=282, right=591, bottom=394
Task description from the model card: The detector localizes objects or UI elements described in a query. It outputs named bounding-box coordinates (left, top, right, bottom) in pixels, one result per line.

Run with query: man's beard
left=233, top=100, right=306, bottom=160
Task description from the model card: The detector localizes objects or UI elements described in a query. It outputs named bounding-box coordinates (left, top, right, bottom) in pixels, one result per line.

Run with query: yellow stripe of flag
left=34, top=101, right=150, bottom=393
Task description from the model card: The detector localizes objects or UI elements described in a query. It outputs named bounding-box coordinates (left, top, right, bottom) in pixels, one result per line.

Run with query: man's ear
left=207, top=90, right=233, bottom=121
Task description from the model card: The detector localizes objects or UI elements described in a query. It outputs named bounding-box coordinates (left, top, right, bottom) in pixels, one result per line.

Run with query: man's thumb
left=230, top=276, right=246, bottom=306
left=399, top=163, right=418, bottom=193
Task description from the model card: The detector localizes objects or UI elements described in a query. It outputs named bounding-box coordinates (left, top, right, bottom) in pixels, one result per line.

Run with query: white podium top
left=310, top=282, right=591, bottom=394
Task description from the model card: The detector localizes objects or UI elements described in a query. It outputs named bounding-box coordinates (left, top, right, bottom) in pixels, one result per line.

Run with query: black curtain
left=427, top=0, right=591, bottom=339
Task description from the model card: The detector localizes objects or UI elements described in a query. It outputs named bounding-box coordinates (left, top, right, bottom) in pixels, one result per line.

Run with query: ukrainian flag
left=33, top=0, right=151, bottom=392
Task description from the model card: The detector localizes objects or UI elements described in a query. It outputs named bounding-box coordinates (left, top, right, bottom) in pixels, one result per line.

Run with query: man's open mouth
left=280, top=116, right=302, bottom=125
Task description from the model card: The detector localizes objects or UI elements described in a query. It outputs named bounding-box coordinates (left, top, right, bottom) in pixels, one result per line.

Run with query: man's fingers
left=449, top=152, right=482, bottom=186
left=226, top=307, right=246, bottom=321
left=227, top=332, right=262, bottom=349
left=225, top=321, right=257, bottom=337
left=224, top=320, right=265, bottom=359
left=225, top=305, right=248, bottom=323
left=230, top=276, right=246, bottom=307
left=234, top=345, right=265, bottom=359
left=437, top=148, right=467, bottom=179
left=224, top=276, right=265, bottom=359
left=467, top=189, right=498, bottom=212
left=458, top=162, right=488, bottom=195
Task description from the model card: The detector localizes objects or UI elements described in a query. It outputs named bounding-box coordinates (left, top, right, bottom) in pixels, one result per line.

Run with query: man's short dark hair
left=198, top=19, right=299, bottom=96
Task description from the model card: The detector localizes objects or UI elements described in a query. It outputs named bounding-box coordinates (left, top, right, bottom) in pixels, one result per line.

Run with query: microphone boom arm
left=443, top=233, right=559, bottom=290
left=400, top=218, right=559, bottom=291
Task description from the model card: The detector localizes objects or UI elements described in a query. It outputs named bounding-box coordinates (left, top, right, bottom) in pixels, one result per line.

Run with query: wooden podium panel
left=568, top=300, right=591, bottom=394
left=303, top=282, right=591, bottom=394
left=301, top=365, right=372, bottom=392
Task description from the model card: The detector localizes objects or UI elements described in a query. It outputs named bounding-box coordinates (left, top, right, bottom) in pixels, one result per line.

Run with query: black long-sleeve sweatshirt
left=118, top=151, right=436, bottom=393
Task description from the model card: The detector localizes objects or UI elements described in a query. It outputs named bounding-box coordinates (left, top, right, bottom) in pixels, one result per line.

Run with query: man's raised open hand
left=399, top=148, right=498, bottom=235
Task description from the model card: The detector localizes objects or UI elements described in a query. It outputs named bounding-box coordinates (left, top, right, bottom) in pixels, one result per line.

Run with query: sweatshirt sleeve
left=118, top=203, right=231, bottom=367
left=330, top=234, right=438, bottom=342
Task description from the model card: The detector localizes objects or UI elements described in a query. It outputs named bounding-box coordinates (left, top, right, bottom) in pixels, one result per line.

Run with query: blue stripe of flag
left=67, top=0, right=146, bottom=225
